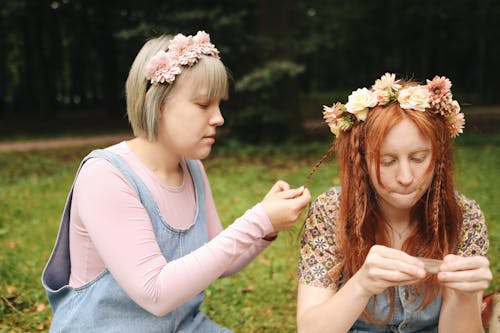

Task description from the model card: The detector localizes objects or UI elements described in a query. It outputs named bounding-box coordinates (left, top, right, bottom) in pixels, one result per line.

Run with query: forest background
left=1, top=0, right=499, bottom=141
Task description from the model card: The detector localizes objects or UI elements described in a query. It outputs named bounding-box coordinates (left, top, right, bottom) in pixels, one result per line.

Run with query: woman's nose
left=396, top=161, right=414, bottom=185
left=209, top=106, right=224, bottom=126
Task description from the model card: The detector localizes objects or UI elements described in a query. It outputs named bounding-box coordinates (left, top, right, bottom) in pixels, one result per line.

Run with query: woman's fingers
left=371, top=259, right=425, bottom=278
left=261, top=186, right=311, bottom=232
left=275, top=186, right=305, bottom=199
left=440, top=254, right=489, bottom=272
left=263, top=180, right=291, bottom=200
left=438, top=255, right=492, bottom=293
left=357, top=245, right=425, bottom=295
left=365, top=266, right=424, bottom=285
left=272, top=180, right=291, bottom=192
left=369, top=245, right=425, bottom=269
left=356, top=245, right=427, bottom=295
left=365, top=246, right=426, bottom=279
left=437, top=280, right=490, bottom=293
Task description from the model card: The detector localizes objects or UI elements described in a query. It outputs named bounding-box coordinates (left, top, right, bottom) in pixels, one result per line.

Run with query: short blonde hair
left=125, top=35, right=229, bottom=141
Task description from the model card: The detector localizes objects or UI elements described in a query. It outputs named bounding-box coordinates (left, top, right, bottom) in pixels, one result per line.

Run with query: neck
left=378, top=203, right=412, bottom=228
left=384, top=218, right=413, bottom=241
left=378, top=203, right=413, bottom=246
left=127, top=137, right=183, bottom=186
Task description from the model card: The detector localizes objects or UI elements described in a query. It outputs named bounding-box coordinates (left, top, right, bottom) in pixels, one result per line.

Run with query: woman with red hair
left=297, top=73, right=492, bottom=332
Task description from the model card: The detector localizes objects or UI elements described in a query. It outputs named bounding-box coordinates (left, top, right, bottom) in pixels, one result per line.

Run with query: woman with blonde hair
left=297, top=73, right=491, bottom=332
left=42, top=31, right=311, bottom=332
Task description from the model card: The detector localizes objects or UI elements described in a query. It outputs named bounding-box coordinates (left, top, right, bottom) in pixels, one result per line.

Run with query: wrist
left=442, top=287, right=482, bottom=303
left=349, top=271, right=376, bottom=300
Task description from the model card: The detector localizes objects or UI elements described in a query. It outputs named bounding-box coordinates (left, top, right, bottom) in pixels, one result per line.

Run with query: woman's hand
left=438, top=254, right=492, bottom=294
left=352, top=245, right=426, bottom=297
left=437, top=255, right=491, bottom=332
left=260, top=180, right=311, bottom=233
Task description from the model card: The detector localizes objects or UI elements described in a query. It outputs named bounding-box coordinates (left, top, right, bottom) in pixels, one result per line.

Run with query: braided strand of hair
left=303, top=140, right=336, bottom=188
left=431, top=162, right=443, bottom=247
left=351, top=126, right=367, bottom=242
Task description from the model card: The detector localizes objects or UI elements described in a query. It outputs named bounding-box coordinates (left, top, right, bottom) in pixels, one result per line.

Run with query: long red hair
left=333, top=101, right=462, bottom=321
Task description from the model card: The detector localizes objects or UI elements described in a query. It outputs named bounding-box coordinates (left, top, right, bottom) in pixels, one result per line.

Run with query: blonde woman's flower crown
left=145, top=31, right=220, bottom=85
left=323, top=73, right=465, bottom=138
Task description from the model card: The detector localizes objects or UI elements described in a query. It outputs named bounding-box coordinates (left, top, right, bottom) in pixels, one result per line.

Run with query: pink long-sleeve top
left=68, top=141, right=275, bottom=316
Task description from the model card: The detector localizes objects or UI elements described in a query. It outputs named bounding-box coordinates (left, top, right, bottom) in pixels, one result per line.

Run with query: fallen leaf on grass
left=7, top=285, right=17, bottom=295
left=36, top=303, right=46, bottom=312
left=257, top=256, right=271, bottom=265
left=241, top=286, right=254, bottom=293
left=37, top=320, right=51, bottom=330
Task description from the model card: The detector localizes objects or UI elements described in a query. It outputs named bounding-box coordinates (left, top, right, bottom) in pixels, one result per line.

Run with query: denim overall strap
left=87, top=149, right=172, bottom=234
left=42, top=149, right=232, bottom=332
left=350, top=286, right=440, bottom=332
left=41, top=150, right=101, bottom=305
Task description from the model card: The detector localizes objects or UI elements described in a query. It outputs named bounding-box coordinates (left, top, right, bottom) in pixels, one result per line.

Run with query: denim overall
left=350, top=285, right=441, bottom=332
left=42, top=149, right=233, bottom=333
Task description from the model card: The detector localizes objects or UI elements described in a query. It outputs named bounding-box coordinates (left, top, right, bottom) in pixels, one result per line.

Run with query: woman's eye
left=381, top=159, right=395, bottom=166
left=411, top=154, right=427, bottom=163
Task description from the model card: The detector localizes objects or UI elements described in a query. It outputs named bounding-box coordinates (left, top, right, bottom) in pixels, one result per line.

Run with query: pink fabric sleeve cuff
left=251, top=202, right=274, bottom=236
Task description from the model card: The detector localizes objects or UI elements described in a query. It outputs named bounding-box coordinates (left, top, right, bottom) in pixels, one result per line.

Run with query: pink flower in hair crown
left=323, top=102, right=354, bottom=136
left=322, top=73, right=465, bottom=138
left=145, top=31, right=220, bottom=85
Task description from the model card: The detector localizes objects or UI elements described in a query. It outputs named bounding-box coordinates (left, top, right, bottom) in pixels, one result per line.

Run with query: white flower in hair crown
left=145, top=31, right=220, bottom=85
left=323, top=73, right=465, bottom=138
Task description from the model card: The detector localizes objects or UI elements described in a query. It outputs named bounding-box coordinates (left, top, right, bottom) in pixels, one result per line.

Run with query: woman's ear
left=158, top=99, right=167, bottom=119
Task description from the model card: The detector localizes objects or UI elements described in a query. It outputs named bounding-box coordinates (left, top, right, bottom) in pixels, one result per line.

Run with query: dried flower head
left=446, top=110, right=465, bottom=138
left=426, top=76, right=453, bottom=114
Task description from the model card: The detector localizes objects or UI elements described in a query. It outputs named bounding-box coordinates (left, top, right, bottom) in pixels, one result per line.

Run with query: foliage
left=235, top=61, right=305, bottom=93
left=2, top=1, right=500, bottom=134
left=228, top=60, right=305, bottom=143
left=0, top=138, right=498, bottom=332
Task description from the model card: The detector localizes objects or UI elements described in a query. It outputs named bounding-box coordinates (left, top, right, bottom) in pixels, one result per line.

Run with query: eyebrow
left=191, top=94, right=210, bottom=101
left=380, top=148, right=432, bottom=155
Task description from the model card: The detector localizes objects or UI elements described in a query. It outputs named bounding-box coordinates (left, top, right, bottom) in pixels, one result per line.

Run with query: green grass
left=0, top=138, right=498, bottom=332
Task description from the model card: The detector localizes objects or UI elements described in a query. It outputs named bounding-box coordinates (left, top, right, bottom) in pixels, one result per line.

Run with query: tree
left=1, top=0, right=499, bottom=137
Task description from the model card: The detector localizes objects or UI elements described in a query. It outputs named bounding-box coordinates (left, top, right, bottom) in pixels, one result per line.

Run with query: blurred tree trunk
left=68, top=5, right=87, bottom=107
left=100, top=33, right=121, bottom=117
left=45, top=1, right=60, bottom=113
left=258, top=0, right=304, bottom=141
left=475, top=0, right=488, bottom=101
left=259, top=0, right=291, bottom=53
left=77, top=1, right=121, bottom=116
left=92, top=2, right=121, bottom=117
left=0, top=18, right=6, bottom=117
left=22, top=0, right=53, bottom=115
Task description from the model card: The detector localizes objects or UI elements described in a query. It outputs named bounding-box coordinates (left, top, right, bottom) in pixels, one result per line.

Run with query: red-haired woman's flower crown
left=323, top=73, right=465, bottom=138
left=145, top=31, right=220, bottom=85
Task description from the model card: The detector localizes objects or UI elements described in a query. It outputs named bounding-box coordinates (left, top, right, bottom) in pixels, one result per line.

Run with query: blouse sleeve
left=298, top=187, right=342, bottom=290
left=454, top=193, right=489, bottom=257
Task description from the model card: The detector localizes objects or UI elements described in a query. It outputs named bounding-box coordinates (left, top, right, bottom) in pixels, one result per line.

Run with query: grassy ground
left=0, top=138, right=498, bottom=332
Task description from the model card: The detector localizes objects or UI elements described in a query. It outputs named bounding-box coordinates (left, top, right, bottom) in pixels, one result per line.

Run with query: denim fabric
left=349, top=285, right=441, bottom=333
left=42, top=149, right=233, bottom=333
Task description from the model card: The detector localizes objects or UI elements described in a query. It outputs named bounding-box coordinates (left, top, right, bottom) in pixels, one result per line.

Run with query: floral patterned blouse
left=298, top=186, right=489, bottom=290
